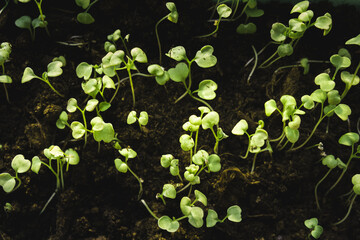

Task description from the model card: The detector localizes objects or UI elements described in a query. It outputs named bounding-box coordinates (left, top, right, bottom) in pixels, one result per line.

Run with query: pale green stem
left=155, top=15, right=169, bottom=65
left=333, top=194, right=357, bottom=225
left=314, top=168, right=333, bottom=210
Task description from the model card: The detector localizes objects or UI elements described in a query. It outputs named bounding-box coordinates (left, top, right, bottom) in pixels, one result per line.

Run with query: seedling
left=75, top=0, right=99, bottom=24
left=232, top=119, right=272, bottom=173
left=21, top=57, right=65, bottom=97
left=256, top=1, right=332, bottom=68
left=0, top=42, right=12, bottom=102
left=160, top=154, right=182, bottom=181
left=342, top=34, right=360, bottom=99
left=14, top=0, right=50, bottom=40
left=333, top=174, right=360, bottom=225
left=304, top=218, right=323, bottom=239
left=198, top=4, right=232, bottom=38
left=325, top=132, right=360, bottom=196
left=0, top=154, right=31, bottom=193
left=141, top=190, right=241, bottom=232
left=314, top=155, right=346, bottom=209
left=114, top=147, right=143, bottom=200
left=127, top=110, right=148, bottom=131
left=155, top=2, right=178, bottom=65
left=156, top=183, right=176, bottom=205
left=56, top=98, right=116, bottom=147
left=235, top=0, right=264, bottom=35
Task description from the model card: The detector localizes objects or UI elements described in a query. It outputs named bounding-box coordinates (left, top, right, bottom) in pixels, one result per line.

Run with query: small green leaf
left=168, top=62, right=189, bottom=82
left=162, top=184, right=176, bottom=199
left=341, top=71, right=359, bottom=86
left=270, top=23, right=287, bottom=42
left=288, top=115, right=301, bottom=130
left=99, top=102, right=111, bottom=112
left=321, top=155, right=337, bottom=169
left=330, top=54, right=351, bottom=70
left=15, top=16, right=32, bottom=29
left=47, top=61, right=63, bottom=77
left=304, top=218, right=318, bottom=229
left=66, top=98, right=78, bottom=113
left=65, top=148, right=80, bottom=165
left=206, top=209, right=219, bottom=227
left=102, top=75, right=115, bottom=89
left=314, top=73, right=335, bottom=92
left=346, top=34, right=360, bottom=46
left=314, top=13, right=332, bottom=33
left=194, top=45, right=217, bottom=68
left=31, top=156, right=41, bottom=174
left=197, top=80, right=217, bottom=100
left=245, top=8, right=264, bottom=18
left=93, top=123, right=115, bottom=143
left=208, top=154, right=221, bottom=172
left=70, top=121, right=86, bottom=139
left=158, top=216, right=179, bottom=233
left=127, top=111, right=137, bottom=124
left=166, top=46, right=187, bottom=61
left=131, top=47, right=147, bottom=63
left=311, top=225, right=323, bottom=239
left=264, top=99, right=277, bottom=116
left=227, top=205, right=242, bottom=222
left=85, top=99, right=99, bottom=112
left=21, top=67, right=37, bottom=83
left=290, top=1, right=309, bottom=14
left=114, top=158, right=128, bottom=173
left=334, top=104, right=351, bottom=121
left=301, top=95, right=314, bottom=109
left=160, top=154, right=174, bottom=168
left=188, top=206, right=204, bottom=228
left=179, top=134, right=194, bottom=151
left=11, top=154, right=31, bottom=173
left=166, top=2, right=178, bottom=23
left=75, top=0, right=90, bottom=9
left=0, top=75, right=12, bottom=84
left=119, top=148, right=137, bottom=159
left=232, top=119, right=248, bottom=135
left=277, top=44, right=293, bottom=57
left=217, top=4, right=232, bottom=18
left=327, top=90, right=341, bottom=105
left=310, top=89, right=327, bottom=104
left=284, top=126, right=299, bottom=143
left=201, top=111, right=219, bottom=130
left=180, top=196, right=192, bottom=216
left=77, top=12, right=95, bottom=24
left=0, top=173, right=15, bottom=193
left=139, top=111, right=148, bottom=126
left=338, top=132, right=359, bottom=146
left=289, top=18, right=306, bottom=32
left=298, top=10, right=313, bottom=22
left=195, top=190, right=207, bottom=206
left=236, top=23, right=257, bottom=34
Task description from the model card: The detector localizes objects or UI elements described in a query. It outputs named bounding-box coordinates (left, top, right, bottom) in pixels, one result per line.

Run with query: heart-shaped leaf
left=47, top=61, right=63, bottom=77
left=119, top=148, right=137, bottom=159
left=70, top=121, right=86, bottom=139
left=334, top=104, right=351, bottom=121
left=338, top=132, right=359, bottom=146
left=314, top=73, right=335, bottom=92
left=217, top=4, right=232, bottom=18
left=31, top=156, right=42, bottom=174
left=75, top=0, right=90, bottom=9
left=64, top=148, right=80, bottom=165
left=232, top=119, right=248, bottom=135
left=76, top=62, right=93, bottom=80
left=236, top=23, right=257, bottom=34
left=301, top=95, right=314, bottom=109
left=208, top=154, right=221, bottom=172
left=180, top=196, right=192, bottom=216
left=85, top=99, right=99, bottom=112
left=21, top=67, right=37, bottom=83
left=114, top=158, right=128, bottom=173
left=188, top=207, right=204, bottom=228
left=270, top=22, right=287, bottom=42
left=227, top=205, right=242, bottom=222
left=77, top=12, right=95, bottom=24
left=166, top=2, right=178, bottom=23
left=66, top=98, right=78, bottom=112
left=179, top=134, right=194, bottom=151
left=284, top=126, right=299, bottom=143
left=277, top=44, right=293, bottom=57
left=131, top=47, right=147, bottom=63
left=168, top=62, right=189, bottom=82
left=166, top=46, right=187, bottom=61
left=11, top=154, right=31, bottom=173
left=330, top=54, right=351, bottom=70
left=194, top=45, right=217, bottom=68
left=93, top=123, right=115, bottom=143
left=290, top=1, right=309, bottom=14
left=197, top=80, right=217, bottom=100
left=158, top=216, right=179, bottom=233
left=298, top=10, right=314, bottom=22
left=15, top=16, right=32, bottom=29
left=0, top=173, right=16, bottom=193
left=162, top=184, right=176, bottom=199
left=341, top=71, right=359, bottom=86
left=201, top=111, right=219, bottom=130
left=206, top=209, right=219, bottom=227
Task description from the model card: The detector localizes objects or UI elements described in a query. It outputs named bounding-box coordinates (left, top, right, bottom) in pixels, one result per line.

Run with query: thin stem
left=247, top=45, right=258, bottom=85
left=39, top=188, right=58, bottom=215
left=126, top=163, right=143, bottom=200
left=127, top=67, right=136, bottom=108
left=333, top=194, right=357, bottom=225
left=250, top=153, right=258, bottom=173
left=341, top=61, right=360, bottom=100
left=314, top=168, right=332, bottom=210
left=196, top=17, right=223, bottom=38
left=41, top=79, right=64, bottom=97
left=109, top=72, right=121, bottom=104
left=258, top=50, right=278, bottom=69
left=155, top=15, right=169, bottom=65
left=141, top=199, right=160, bottom=220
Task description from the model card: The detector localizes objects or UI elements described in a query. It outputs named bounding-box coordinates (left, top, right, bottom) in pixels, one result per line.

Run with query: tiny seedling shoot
left=0, top=154, right=31, bottom=193
left=232, top=119, right=272, bottom=173
left=333, top=174, right=360, bottom=225
left=114, top=147, right=143, bottom=200
left=21, top=56, right=66, bottom=97
left=198, top=4, right=232, bottom=38
left=155, top=2, right=178, bottom=65
left=75, top=0, right=99, bottom=24
left=127, top=110, right=149, bottom=131
left=304, top=218, right=323, bottom=239
left=0, top=42, right=12, bottom=102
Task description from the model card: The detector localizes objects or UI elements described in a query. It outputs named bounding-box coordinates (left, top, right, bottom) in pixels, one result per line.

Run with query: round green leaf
left=75, top=0, right=90, bottom=9
left=166, top=2, right=178, bottom=23
left=310, top=89, right=326, bottom=104
left=21, top=67, right=37, bottom=83
left=284, top=126, right=299, bottom=143
left=290, top=1, right=309, bottom=14
left=119, top=148, right=137, bottom=159
left=0, top=75, right=12, bottom=84
left=158, top=216, right=179, bottom=233
left=11, top=154, right=30, bottom=173
left=0, top=173, right=15, bottom=193
left=114, top=158, right=128, bottom=173
left=315, top=14, right=332, bottom=31
left=65, top=148, right=80, bottom=165
left=162, top=184, right=176, bottom=199
left=277, top=44, right=293, bottom=57
left=131, top=47, right=147, bottom=63
left=93, top=123, right=115, bottom=143
left=301, top=95, right=314, bottom=109
left=160, top=154, right=174, bottom=168
left=352, top=174, right=360, bottom=185
left=341, top=71, right=359, bottom=86
left=304, top=218, right=318, bottom=229
left=85, top=99, right=99, bottom=112
left=311, top=225, right=323, bottom=239
left=188, top=207, right=204, bottom=228
left=179, top=134, right=194, bottom=151
left=180, top=196, right=192, bottom=216
left=197, top=80, right=217, bottom=100
left=70, top=121, right=86, bottom=139
left=338, top=132, right=359, bottom=146
left=47, top=61, right=63, bottom=77
left=330, top=54, right=351, bottom=70
left=334, top=104, right=351, bottom=121
left=201, top=111, right=219, bottom=130
left=31, top=156, right=41, bottom=174
left=194, top=45, right=217, bottom=68
left=166, top=46, right=187, bottom=61
left=139, top=111, right=148, bottom=126
left=270, top=23, right=287, bottom=42
left=208, top=154, right=221, bottom=172
left=264, top=99, right=277, bottom=116
left=298, top=10, right=313, bottom=22
left=232, top=119, right=248, bottom=135
left=289, top=18, right=306, bottom=32
left=236, top=23, right=257, bottom=34
left=77, top=12, right=95, bottom=24
left=168, top=62, right=189, bottom=82
left=15, top=16, right=31, bottom=29
left=217, top=4, right=232, bottom=18
left=66, top=98, right=78, bottom=113
left=314, top=73, right=334, bottom=92
left=321, top=155, right=337, bottom=169
left=192, top=150, right=208, bottom=165
left=206, top=209, right=219, bottom=227
left=227, top=205, right=242, bottom=222
left=127, top=111, right=137, bottom=124
left=327, top=90, right=341, bottom=105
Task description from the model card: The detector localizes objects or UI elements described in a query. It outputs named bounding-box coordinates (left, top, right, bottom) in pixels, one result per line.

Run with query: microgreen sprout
left=114, top=147, right=143, bottom=200
left=342, top=34, right=360, bottom=99
left=0, top=42, right=12, bottom=102
left=75, top=0, right=99, bottom=24
left=206, top=205, right=242, bottom=227
left=198, top=4, right=232, bottom=38
left=232, top=119, right=272, bottom=173
left=257, top=1, right=332, bottom=69
left=127, top=110, right=148, bottom=131
left=235, top=0, right=264, bottom=35
left=304, top=218, right=323, bottom=239
left=160, top=154, right=182, bottom=181
left=156, top=183, right=176, bottom=205
left=160, top=45, right=217, bottom=110
left=325, top=132, right=360, bottom=196
left=155, top=2, right=178, bottom=65
left=314, top=154, right=346, bottom=210
left=0, top=154, right=31, bottom=193
left=333, top=173, right=360, bottom=225
left=14, top=0, right=50, bottom=40
left=21, top=57, right=65, bottom=97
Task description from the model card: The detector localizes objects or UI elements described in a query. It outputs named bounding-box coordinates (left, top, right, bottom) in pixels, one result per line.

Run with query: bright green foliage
left=304, top=218, right=323, bottom=239
left=127, top=110, right=149, bottom=131
left=75, top=0, right=99, bottom=24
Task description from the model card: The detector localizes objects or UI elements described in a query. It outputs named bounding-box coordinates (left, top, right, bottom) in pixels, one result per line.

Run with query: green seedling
left=304, top=218, right=323, bottom=239
left=142, top=191, right=241, bottom=232
left=31, top=145, right=79, bottom=214
left=75, top=0, right=99, bottom=24
left=232, top=119, right=272, bottom=173
left=149, top=45, right=217, bottom=110
left=104, top=29, right=130, bottom=56
left=21, top=57, right=65, bottom=97
left=206, top=205, right=242, bottom=227
left=257, top=1, right=332, bottom=68
left=155, top=2, right=178, bottom=65
left=14, top=0, right=49, bottom=40
left=333, top=174, right=360, bottom=225
left=3, top=202, right=13, bottom=215
left=127, top=110, right=148, bottom=131
left=198, top=4, right=232, bottom=38
left=156, top=183, right=176, bottom=205
left=57, top=98, right=115, bottom=147
left=342, top=34, right=360, bottom=99
left=0, top=42, right=12, bottom=103
left=0, top=154, right=31, bottom=193
left=114, top=147, right=143, bottom=200
left=325, top=133, right=360, bottom=196
left=160, top=154, right=182, bottom=181
left=235, top=0, right=264, bottom=35
left=314, top=155, right=346, bottom=210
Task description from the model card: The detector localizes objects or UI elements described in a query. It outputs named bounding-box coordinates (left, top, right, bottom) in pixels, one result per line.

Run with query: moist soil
left=0, top=0, right=359, bottom=239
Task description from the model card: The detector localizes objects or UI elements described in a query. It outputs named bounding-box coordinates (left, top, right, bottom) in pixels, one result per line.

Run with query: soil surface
left=0, top=0, right=359, bottom=239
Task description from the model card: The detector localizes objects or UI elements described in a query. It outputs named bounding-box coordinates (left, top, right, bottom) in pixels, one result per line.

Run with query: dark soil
left=0, top=0, right=359, bottom=239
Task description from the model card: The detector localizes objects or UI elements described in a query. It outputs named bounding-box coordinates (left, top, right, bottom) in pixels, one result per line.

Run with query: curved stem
left=197, top=17, right=222, bottom=38
left=341, top=61, right=360, bottom=100
left=250, top=153, right=258, bottom=173
left=333, top=194, right=357, bottom=225
left=314, top=168, right=332, bottom=210
left=155, top=15, right=169, bottom=65
left=140, top=199, right=159, bottom=220
left=42, top=79, right=64, bottom=97
left=247, top=45, right=258, bottom=84
left=127, top=67, right=136, bottom=108
left=258, top=50, right=278, bottom=69
left=127, top=164, right=143, bottom=200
